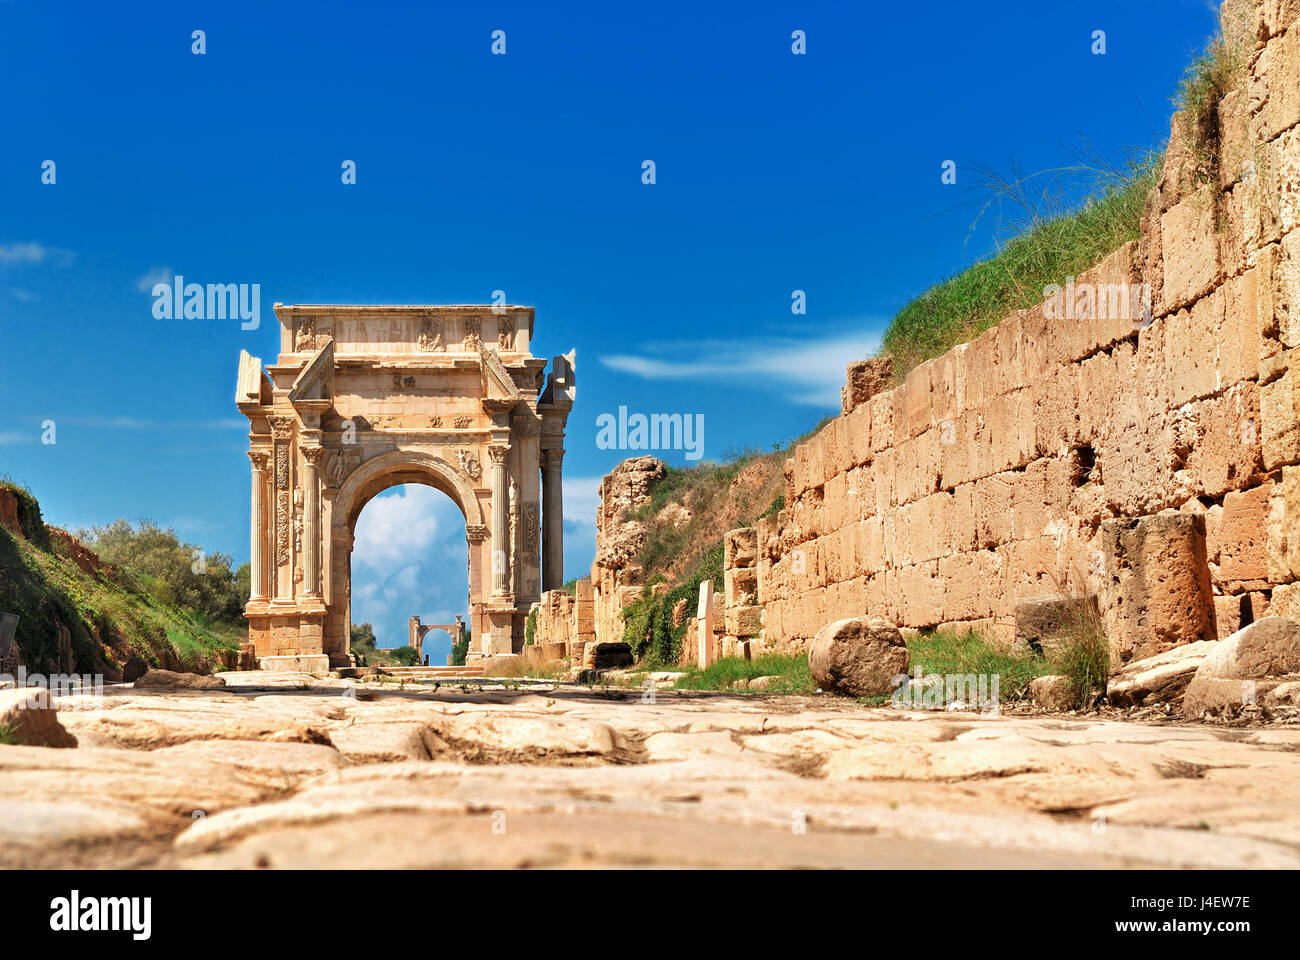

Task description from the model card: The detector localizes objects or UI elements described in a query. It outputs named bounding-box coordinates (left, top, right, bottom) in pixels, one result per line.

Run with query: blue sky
left=0, top=0, right=1220, bottom=650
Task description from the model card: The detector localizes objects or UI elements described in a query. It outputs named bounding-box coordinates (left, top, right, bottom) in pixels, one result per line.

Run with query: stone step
left=379, top=665, right=486, bottom=678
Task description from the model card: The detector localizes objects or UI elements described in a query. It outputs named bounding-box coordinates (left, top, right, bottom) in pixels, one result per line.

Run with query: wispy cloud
left=0, top=432, right=34, bottom=446
left=0, top=241, right=76, bottom=267
left=136, top=266, right=173, bottom=292
left=9, top=288, right=37, bottom=302
left=58, top=416, right=245, bottom=431
left=599, top=325, right=882, bottom=407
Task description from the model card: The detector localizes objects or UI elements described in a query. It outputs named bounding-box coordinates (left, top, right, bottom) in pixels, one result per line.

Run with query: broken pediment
left=289, top=340, right=336, bottom=406
left=235, top=350, right=273, bottom=409
left=539, top=350, right=576, bottom=408
left=479, top=345, right=522, bottom=407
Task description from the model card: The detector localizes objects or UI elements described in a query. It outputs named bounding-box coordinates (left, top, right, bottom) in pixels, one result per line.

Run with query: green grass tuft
left=906, top=628, right=1052, bottom=699
left=673, top=653, right=813, bottom=694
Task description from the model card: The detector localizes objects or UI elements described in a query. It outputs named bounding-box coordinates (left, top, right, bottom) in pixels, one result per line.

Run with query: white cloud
left=599, top=326, right=882, bottom=407
left=0, top=241, right=76, bottom=267
left=9, top=288, right=37, bottom=302
left=353, top=485, right=452, bottom=570
left=136, top=266, right=173, bottom=292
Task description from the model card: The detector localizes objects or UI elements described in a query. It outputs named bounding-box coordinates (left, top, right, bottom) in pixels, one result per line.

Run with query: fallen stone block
left=0, top=688, right=77, bottom=748
left=1013, top=596, right=1074, bottom=654
left=1107, top=640, right=1218, bottom=707
left=1027, top=675, right=1076, bottom=712
left=809, top=618, right=909, bottom=697
left=1183, top=617, right=1300, bottom=718
left=133, top=669, right=226, bottom=690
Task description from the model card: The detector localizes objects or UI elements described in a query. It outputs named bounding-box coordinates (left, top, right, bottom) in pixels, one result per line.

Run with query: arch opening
left=347, top=483, right=469, bottom=666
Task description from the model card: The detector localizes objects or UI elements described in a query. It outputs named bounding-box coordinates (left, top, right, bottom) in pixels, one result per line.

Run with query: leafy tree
left=350, top=622, right=379, bottom=666
left=81, top=520, right=243, bottom=625
left=390, top=645, right=420, bottom=666
left=450, top=622, right=470, bottom=666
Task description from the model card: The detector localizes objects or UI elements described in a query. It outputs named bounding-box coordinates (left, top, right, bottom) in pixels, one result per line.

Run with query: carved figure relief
left=463, top=316, right=481, bottom=352
left=326, top=450, right=360, bottom=488
left=497, top=315, right=516, bottom=350
left=456, top=449, right=482, bottom=481
left=418, top=316, right=445, bottom=352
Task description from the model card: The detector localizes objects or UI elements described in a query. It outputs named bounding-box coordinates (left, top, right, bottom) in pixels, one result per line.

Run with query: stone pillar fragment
left=697, top=579, right=715, bottom=670
left=541, top=447, right=565, bottom=592
left=248, top=451, right=269, bottom=601
left=489, top=444, right=510, bottom=597
left=301, top=446, right=323, bottom=597
left=1098, top=512, right=1216, bottom=665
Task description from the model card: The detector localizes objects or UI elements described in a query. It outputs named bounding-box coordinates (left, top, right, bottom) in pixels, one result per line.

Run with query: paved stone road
left=3, top=672, right=1299, bottom=868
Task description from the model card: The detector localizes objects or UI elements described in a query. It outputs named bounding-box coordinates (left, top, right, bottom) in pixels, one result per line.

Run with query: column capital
left=540, top=447, right=565, bottom=469
left=248, top=450, right=270, bottom=471
left=268, top=415, right=296, bottom=440
left=466, top=523, right=489, bottom=542
left=487, top=444, right=510, bottom=466
left=301, top=445, right=326, bottom=467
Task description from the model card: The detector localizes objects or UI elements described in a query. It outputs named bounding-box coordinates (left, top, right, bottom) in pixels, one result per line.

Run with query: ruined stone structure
left=531, top=578, right=596, bottom=662
left=408, top=615, right=465, bottom=664
left=237, top=304, right=575, bottom=671
left=746, top=0, right=1300, bottom=666
left=586, top=0, right=1300, bottom=672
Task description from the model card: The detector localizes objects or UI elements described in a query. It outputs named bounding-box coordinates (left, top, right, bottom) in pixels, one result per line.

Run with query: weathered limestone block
left=724, top=567, right=757, bottom=607
left=1214, top=594, right=1251, bottom=639
left=1107, top=639, right=1218, bottom=707
left=724, top=605, right=763, bottom=638
left=134, top=669, right=226, bottom=690
left=1267, top=23, right=1300, bottom=137
left=1027, top=675, right=1075, bottom=712
left=0, top=688, right=77, bottom=748
left=808, top=618, right=909, bottom=697
left=1207, top=484, right=1271, bottom=587
left=1098, top=513, right=1216, bottom=665
left=1183, top=616, right=1300, bottom=717
left=1161, top=190, right=1222, bottom=310
left=1013, top=596, right=1075, bottom=654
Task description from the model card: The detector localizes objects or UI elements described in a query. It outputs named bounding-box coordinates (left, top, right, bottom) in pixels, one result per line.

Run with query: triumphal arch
left=235, top=304, right=575, bottom=672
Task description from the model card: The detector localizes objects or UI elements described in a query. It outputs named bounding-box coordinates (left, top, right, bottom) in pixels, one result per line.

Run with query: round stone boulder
left=808, top=618, right=909, bottom=697
left=1183, top=616, right=1300, bottom=718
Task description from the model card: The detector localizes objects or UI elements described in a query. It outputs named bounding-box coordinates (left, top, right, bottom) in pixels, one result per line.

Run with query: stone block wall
left=753, top=0, right=1300, bottom=667
left=531, top=578, right=596, bottom=660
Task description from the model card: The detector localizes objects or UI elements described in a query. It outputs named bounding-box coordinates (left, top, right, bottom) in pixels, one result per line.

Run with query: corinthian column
left=540, top=447, right=565, bottom=592
left=248, top=451, right=269, bottom=601
left=301, top=446, right=324, bottom=598
left=489, top=444, right=510, bottom=596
